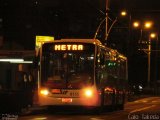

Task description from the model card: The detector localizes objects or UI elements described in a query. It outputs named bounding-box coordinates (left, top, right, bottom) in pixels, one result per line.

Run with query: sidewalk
left=127, top=94, right=157, bottom=102
left=0, top=90, right=32, bottom=114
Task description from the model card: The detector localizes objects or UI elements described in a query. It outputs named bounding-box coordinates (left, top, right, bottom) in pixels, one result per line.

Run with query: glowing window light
left=0, top=59, right=33, bottom=64
left=10, top=61, right=33, bottom=64
left=0, top=58, right=24, bottom=62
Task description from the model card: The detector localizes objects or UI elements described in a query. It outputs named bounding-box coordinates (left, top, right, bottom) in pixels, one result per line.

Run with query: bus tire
left=111, top=91, right=116, bottom=111
left=93, top=89, right=104, bottom=114
left=117, top=94, right=125, bottom=110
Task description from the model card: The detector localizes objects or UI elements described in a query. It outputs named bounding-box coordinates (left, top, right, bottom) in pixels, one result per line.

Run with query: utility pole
left=94, top=0, right=110, bottom=41
left=105, top=0, right=109, bottom=41
left=148, top=38, right=151, bottom=88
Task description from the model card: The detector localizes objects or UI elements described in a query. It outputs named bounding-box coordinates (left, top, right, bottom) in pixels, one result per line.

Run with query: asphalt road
left=2, top=96, right=160, bottom=120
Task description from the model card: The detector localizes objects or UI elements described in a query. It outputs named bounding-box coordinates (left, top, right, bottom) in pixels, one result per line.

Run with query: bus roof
left=43, top=38, right=127, bottom=60
left=53, top=39, right=102, bottom=45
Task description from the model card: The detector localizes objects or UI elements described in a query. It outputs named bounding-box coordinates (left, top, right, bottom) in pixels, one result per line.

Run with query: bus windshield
left=41, top=49, right=94, bottom=89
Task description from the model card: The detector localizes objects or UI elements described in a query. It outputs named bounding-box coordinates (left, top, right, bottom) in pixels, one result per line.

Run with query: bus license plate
left=62, top=98, right=72, bottom=103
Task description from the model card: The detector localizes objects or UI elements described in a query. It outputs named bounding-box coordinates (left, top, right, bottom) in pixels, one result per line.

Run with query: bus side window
left=100, top=54, right=105, bottom=65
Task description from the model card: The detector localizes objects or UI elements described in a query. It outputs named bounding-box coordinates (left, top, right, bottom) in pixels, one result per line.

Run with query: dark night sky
left=1, top=0, right=160, bottom=49
left=1, top=0, right=160, bottom=86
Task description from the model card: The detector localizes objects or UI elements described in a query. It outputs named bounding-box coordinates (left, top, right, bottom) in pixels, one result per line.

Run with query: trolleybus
left=37, top=39, right=128, bottom=111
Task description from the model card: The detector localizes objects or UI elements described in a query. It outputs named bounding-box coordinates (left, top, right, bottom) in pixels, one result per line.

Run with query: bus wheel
left=91, top=107, right=102, bottom=115
left=118, top=94, right=125, bottom=110
left=92, top=93, right=104, bottom=114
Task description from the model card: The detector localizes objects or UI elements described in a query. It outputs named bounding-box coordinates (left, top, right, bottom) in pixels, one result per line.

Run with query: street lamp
left=132, top=21, right=153, bottom=30
left=105, top=10, right=129, bottom=40
left=150, top=33, right=156, bottom=39
left=133, top=21, right=140, bottom=28
left=120, top=10, right=127, bottom=16
left=132, top=21, right=154, bottom=88
left=132, top=21, right=153, bottom=43
left=144, top=21, right=153, bottom=29
left=120, top=10, right=157, bottom=90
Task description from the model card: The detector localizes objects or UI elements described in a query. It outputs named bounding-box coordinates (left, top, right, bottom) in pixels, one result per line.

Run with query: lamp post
left=144, top=22, right=153, bottom=88
left=94, top=0, right=110, bottom=41
left=132, top=21, right=153, bottom=88
left=120, top=10, right=132, bottom=57
left=148, top=32, right=157, bottom=88
left=148, top=36, right=151, bottom=87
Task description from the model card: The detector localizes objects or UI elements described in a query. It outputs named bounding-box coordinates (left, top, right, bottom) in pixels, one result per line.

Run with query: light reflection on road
left=19, top=97, right=160, bottom=120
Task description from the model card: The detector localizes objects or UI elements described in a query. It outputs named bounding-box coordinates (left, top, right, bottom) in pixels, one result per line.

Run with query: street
left=9, top=96, right=160, bottom=120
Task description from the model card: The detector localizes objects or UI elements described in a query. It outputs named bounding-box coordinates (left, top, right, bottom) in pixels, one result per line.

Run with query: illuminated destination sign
left=54, top=44, right=84, bottom=51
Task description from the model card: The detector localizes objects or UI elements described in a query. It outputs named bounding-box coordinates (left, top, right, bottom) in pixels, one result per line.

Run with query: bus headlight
left=40, top=89, right=49, bottom=96
left=81, top=87, right=99, bottom=105
left=85, top=89, right=93, bottom=97
left=84, top=88, right=94, bottom=98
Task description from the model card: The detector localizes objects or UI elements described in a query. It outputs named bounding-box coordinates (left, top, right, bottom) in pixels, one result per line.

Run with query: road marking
left=30, top=117, right=47, bottom=120
left=90, top=118, right=104, bottom=120
left=152, top=100, right=159, bottom=103
left=130, top=105, right=156, bottom=113
left=134, top=100, right=148, bottom=103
